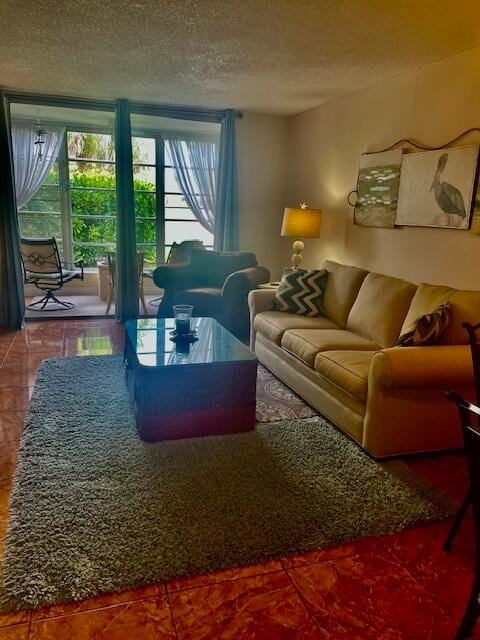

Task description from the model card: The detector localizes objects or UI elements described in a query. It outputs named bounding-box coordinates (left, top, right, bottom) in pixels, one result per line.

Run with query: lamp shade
left=281, top=206, right=322, bottom=238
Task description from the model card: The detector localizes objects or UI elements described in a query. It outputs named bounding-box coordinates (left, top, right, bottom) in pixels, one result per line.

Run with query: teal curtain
left=214, top=110, right=239, bottom=251
left=115, top=99, right=138, bottom=322
left=0, top=92, right=25, bottom=329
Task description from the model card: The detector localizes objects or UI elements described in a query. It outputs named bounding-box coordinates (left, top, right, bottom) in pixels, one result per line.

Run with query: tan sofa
left=249, top=260, right=479, bottom=458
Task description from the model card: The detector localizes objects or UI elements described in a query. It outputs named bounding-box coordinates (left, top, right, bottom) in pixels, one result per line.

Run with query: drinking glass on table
left=173, top=305, right=193, bottom=335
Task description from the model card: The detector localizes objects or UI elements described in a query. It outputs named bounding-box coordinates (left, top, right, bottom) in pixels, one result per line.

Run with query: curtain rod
left=3, top=90, right=243, bottom=121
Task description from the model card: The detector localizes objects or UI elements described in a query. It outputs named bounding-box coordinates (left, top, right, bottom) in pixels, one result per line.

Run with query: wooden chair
left=106, top=251, right=146, bottom=314
left=20, top=237, right=84, bottom=311
left=446, top=391, right=480, bottom=639
left=444, top=321, right=480, bottom=552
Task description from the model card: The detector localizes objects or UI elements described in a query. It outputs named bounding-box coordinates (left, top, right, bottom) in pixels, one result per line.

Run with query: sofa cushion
left=281, top=328, right=381, bottom=368
left=346, top=272, right=417, bottom=347
left=401, top=283, right=480, bottom=345
left=273, top=268, right=328, bottom=316
left=254, top=311, right=339, bottom=346
left=396, top=302, right=451, bottom=347
left=314, top=350, right=376, bottom=403
left=321, top=260, right=369, bottom=327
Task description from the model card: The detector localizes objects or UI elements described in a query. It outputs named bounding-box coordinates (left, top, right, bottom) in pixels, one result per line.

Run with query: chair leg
left=140, top=282, right=147, bottom=314
left=444, top=488, right=473, bottom=552
left=106, top=289, right=113, bottom=315
left=27, top=290, right=75, bottom=311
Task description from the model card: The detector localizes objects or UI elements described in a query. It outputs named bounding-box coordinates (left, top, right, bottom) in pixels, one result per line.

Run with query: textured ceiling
left=2, top=0, right=480, bottom=115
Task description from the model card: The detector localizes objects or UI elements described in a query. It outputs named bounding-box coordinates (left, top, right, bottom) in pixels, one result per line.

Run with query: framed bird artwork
left=395, top=145, right=480, bottom=229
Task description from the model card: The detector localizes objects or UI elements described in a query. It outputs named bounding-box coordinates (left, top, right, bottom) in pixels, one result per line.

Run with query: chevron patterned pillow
left=273, top=268, right=328, bottom=316
left=396, top=302, right=451, bottom=346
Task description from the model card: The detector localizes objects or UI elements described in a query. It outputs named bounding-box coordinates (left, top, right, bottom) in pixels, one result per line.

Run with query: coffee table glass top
left=125, top=317, right=257, bottom=367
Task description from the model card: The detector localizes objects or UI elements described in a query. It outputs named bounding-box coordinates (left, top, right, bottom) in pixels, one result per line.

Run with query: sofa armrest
left=369, top=345, right=473, bottom=389
left=248, top=288, right=277, bottom=349
left=220, top=267, right=270, bottom=338
left=222, top=266, right=270, bottom=300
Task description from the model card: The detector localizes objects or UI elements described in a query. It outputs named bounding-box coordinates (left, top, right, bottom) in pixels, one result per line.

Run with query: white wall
left=237, top=112, right=288, bottom=280
left=286, top=47, right=480, bottom=289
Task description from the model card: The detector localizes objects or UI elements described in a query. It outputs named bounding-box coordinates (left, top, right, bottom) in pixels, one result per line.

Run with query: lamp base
left=290, top=239, right=304, bottom=269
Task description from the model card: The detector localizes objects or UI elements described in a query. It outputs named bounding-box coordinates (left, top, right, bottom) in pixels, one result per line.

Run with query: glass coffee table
left=124, top=317, right=258, bottom=441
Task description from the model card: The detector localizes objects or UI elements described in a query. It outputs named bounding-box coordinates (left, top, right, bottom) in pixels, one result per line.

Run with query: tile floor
left=0, top=319, right=476, bottom=639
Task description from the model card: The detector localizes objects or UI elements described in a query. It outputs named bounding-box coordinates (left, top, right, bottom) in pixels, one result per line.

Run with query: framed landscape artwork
left=395, top=145, right=480, bottom=229
left=354, top=149, right=403, bottom=228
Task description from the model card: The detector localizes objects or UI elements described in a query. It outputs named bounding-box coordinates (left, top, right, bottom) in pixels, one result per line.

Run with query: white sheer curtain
left=165, top=137, right=218, bottom=234
left=11, top=122, right=65, bottom=209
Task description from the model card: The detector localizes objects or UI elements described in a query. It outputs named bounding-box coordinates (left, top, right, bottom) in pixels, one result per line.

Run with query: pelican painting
left=396, top=145, right=479, bottom=229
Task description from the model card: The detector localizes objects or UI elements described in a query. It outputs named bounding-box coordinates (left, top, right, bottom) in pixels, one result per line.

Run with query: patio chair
left=105, top=251, right=146, bottom=314
left=445, top=391, right=480, bottom=639
left=20, top=237, right=84, bottom=311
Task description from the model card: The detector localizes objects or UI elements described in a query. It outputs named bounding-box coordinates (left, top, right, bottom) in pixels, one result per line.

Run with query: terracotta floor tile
left=31, top=583, right=166, bottom=621
left=0, top=388, right=33, bottom=413
left=281, top=546, right=356, bottom=570
left=287, top=552, right=455, bottom=639
left=0, top=479, right=12, bottom=554
left=406, top=453, right=468, bottom=502
left=0, top=609, right=30, bottom=630
left=62, top=335, right=123, bottom=357
left=384, top=519, right=475, bottom=623
left=0, top=329, right=17, bottom=342
left=29, top=595, right=175, bottom=640
left=0, top=412, right=26, bottom=443
left=0, top=624, right=29, bottom=639
left=24, top=321, right=64, bottom=335
left=169, top=571, right=321, bottom=639
left=1, top=352, right=60, bottom=372
left=0, top=369, right=37, bottom=389
left=9, top=332, right=63, bottom=354
left=0, top=439, right=20, bottom=480
left=166, top=559, right=283, bottom=592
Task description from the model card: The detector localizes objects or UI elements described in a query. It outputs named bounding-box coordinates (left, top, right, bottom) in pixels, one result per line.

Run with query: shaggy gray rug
left=0, top=356, right=456, bottom=612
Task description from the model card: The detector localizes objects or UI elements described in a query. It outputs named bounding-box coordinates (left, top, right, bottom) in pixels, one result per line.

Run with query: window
left=17, top=163, right=63, bottom=254
left=68, top=131, right=116, bottom=267
left=133, top=137, right=157, bottom=265
left=133, top=136, right=214, bottom=265
left=17, top=128, right=216, bottom=270
left=164, top=142, right=214, bottom=261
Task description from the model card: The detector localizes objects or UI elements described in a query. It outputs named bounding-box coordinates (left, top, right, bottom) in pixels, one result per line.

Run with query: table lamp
left=281, top=202, right=322, bottom=269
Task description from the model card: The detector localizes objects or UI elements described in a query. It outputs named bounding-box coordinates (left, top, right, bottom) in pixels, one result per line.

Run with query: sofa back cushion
left=347, top=272, right=417, bottom=347
left=401, top=283, right=480, bottom=345
left=321, top=260, right=369, bottom=327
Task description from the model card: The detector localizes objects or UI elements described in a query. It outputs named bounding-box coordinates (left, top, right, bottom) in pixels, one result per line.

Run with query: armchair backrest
left=189, top=251, right=257, bottom=287
left=166, top=240, right=205, bottom=266
left=20, top=237, right=62, bottom=276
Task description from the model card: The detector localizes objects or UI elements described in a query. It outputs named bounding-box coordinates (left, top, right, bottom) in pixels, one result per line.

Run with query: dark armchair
left=153, top=250, right=270, bottom=338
